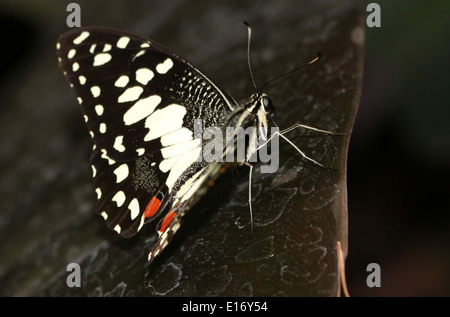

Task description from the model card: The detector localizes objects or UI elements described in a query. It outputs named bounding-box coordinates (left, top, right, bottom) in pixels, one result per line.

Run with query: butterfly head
left=247, top=93, right=274, bottom=116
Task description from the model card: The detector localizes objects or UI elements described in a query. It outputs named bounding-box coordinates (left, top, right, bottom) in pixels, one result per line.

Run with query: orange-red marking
left=143, top=196, right=161, bottom=218
left=159, top=210, right=176, bottom=233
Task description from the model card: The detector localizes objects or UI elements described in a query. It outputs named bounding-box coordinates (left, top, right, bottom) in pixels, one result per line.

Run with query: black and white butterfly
left=56, top=25, right=333, bottom=263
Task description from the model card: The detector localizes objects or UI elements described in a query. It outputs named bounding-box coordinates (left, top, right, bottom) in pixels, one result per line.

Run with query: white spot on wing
left=95, top=187, right=101, bottom=199
left=172, top=222, right=181, bottom=234
left=72, top=62, right=79, bottom=72
left=160, top=128, right=193, bottom=147
left=101, top=211, right=108, bottom=220
left=95, top=104, right=104, bottom=116
left=135, top=68, right=154, bottom=85
left=123, top=95, right=161, bottom=125
left=137, top=216, right=145, bottom=232
left=156, top=58, right=174, bottom=74
left=161, top=138, right=201, bottom=159
left=113, top=136, right=126, bottom=152
left=144, top=104, right=186, bottom=141
left=159, top=157, right=175, bottom=173
left=112, top=191, right=126, bottom=207
left=93, top=53, right=112, bottom=66
left=160, top=142, right=201, bottom=191
left=103, top=43, right=112, bottom=52
left=114, top=164, right=129, bottom=183
left=90, top=86, right=101, bottom=98
left=118, top=86, right=143, bottom=103
left=78, top=75, right=86, bottom=85
left=129, top=198, right=140, bottom=220
left=67, top=49, right=76, bottom=59
left=99, top=123, right=106, bottom=133
left=114, top=224, right=121, bottom=234
left=114, top=75, right=129, bottom=88
left=132, top=50, right=146, bottom=60
left=73, top=31, right=90, bottom=45
left=136, top=148, right=145, bottom=156
left=116, top=36, right=130, bottom=49
left=148, top=250, right=157, bottom=261
left=101, top=149, right=115, bottom=165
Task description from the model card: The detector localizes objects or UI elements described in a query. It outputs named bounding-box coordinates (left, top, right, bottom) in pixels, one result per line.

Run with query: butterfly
left=56, top=24, right=333, bottom=263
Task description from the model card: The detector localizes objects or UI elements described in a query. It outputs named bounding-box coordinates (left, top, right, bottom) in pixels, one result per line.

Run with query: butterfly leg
left=257, top=124, right=345, bottom=170
left=280, top=123, right=349, bottom=136
left=257, top=130, right=328, bottom=169
left=244, top=161, right=254, bottom=237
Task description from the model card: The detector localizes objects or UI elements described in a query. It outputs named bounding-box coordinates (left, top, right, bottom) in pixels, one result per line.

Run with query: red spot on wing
left=144, top=196, right=161, bottom=218
left=159, top=210, right=176, bottom=233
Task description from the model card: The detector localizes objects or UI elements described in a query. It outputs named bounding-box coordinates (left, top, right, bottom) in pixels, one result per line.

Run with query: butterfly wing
left=56, top=27, right=238, bottom=243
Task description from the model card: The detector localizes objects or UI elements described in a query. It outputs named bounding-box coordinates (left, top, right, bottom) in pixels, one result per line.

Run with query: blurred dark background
left=0, top=0, right=449, bottom=296
left=347, top=0, right=450, bottom=296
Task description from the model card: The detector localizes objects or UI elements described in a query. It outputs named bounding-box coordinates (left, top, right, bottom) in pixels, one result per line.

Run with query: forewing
left=56, top=27, right=237, bottom=238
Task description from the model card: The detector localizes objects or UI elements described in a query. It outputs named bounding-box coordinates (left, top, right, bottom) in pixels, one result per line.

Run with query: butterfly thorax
left=222, top=92, right=274, bottom=163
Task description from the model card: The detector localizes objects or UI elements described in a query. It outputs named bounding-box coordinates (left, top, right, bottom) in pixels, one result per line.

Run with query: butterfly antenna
left=243, top=21, right=260, bottom=93
left=260, top=52, right=321, bottom=91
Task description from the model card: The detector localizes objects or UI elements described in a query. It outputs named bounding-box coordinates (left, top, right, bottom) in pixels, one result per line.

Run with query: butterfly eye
left=262, top=96, right=274, bottom=117
left=262, top=96, right=272, bottom=110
